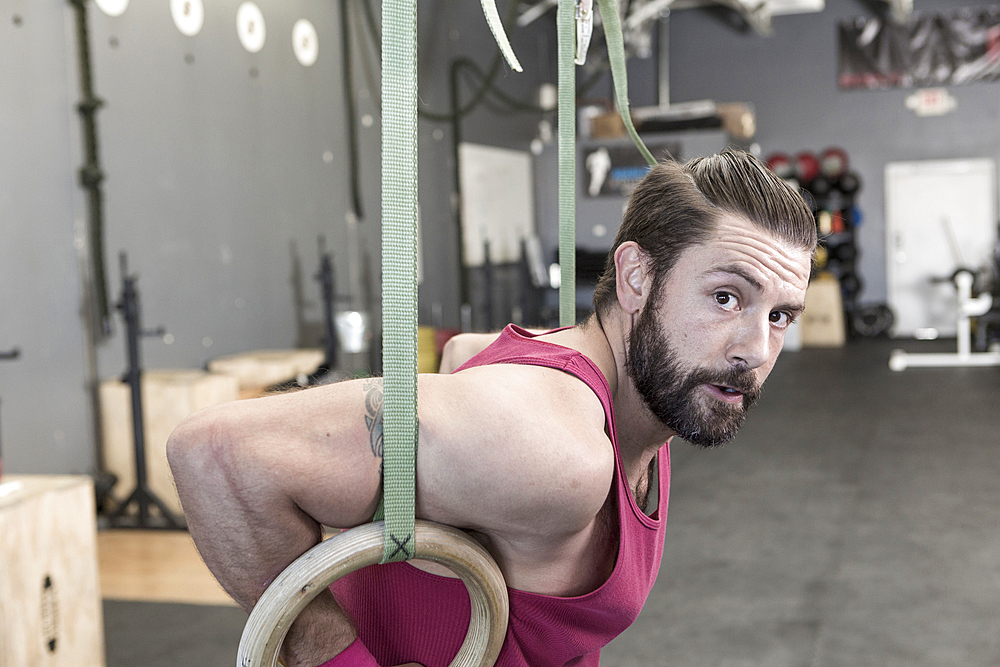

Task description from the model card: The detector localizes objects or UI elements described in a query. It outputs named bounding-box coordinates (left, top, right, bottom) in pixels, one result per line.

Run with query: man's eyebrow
left=708, top=264, right=806, bottom=314
left=708, top=264, right=764, bottom=291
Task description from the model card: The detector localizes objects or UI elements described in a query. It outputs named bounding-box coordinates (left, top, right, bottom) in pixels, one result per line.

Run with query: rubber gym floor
left=99, top=338, right=1000, bottom=666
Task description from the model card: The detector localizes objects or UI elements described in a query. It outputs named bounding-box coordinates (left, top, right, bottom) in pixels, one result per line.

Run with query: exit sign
left=905, top=88, right=957, bottom=116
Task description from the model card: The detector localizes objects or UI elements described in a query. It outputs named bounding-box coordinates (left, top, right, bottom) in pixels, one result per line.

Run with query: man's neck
left=576, top=313, right=676, bottom=466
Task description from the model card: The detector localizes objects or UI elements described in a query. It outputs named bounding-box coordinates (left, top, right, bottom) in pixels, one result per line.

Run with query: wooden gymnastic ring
left=237, top=520, right=509, bottom=667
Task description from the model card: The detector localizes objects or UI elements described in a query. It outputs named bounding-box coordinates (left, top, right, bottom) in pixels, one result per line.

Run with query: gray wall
left=3, top=0, right=368, bottom=476
left=89, top=0, right=356, bottom=373
left=0, top=1, right=92, bottom=474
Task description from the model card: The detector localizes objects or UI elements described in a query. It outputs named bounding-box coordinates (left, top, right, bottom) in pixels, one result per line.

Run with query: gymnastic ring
left=238, top=520, right=510, bottom=667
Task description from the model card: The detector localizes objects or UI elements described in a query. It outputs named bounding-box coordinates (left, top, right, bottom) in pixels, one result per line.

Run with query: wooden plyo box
left=0, top=475, right=105, bottom=667
left=208, top=349, right=324, bottom=399
left=801, top=274, right=847, bottom=347
left=101, top=370, right=240, bottom=517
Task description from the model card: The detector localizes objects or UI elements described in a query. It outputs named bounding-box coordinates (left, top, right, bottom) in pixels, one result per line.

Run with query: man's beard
left=625, top=301, right=762, bottom=448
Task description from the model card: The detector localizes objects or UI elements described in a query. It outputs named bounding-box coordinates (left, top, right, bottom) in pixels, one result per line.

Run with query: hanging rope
left=480, top=0, right=523, bottom=72
left=559, top=0, right=654, bottom=326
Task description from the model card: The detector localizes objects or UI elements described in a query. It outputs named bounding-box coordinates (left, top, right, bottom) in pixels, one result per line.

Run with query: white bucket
left=335, top=311, right=370, bottom=353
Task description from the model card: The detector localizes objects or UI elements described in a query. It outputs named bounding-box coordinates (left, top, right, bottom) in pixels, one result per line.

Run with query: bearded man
left=167, top=148, right=817, bottom=667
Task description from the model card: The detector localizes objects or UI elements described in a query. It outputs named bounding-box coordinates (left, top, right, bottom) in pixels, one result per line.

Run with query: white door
left=885, top=159, right=997, bottom=337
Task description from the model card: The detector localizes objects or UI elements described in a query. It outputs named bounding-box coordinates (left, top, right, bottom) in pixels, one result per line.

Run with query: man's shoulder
left=433, top=360, right=605, bottom=429
left=416, top=367, right=615, bottom=537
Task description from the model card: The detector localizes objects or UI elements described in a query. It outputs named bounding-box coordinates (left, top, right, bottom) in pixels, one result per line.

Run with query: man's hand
left=275, top=591, right=356, bottom=667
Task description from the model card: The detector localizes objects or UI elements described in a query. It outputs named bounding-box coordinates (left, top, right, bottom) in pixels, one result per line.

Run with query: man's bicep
left=267, top=380, right=387, bottom=529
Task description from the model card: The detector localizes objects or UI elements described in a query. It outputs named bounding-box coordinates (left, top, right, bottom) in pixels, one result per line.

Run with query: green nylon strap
left=480, top=0, right=523, bottom=72
left=558, top=0, right=576, bottom=328
left=596, top=0, right=656, bottom=167
left=379, top=0, right=418, bottom=564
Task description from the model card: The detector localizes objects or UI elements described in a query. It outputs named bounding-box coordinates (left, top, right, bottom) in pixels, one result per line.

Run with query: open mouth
left=707, top=384, right=744, bottom=403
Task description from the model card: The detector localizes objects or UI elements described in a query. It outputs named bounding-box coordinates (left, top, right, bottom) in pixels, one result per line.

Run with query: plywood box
left=101, top=370, right=240, bottom=517
left=0, top=475, right=105, bottom=667
left=589, top=110, right=627, bottom=139
left=716, top=102, right=756, bottom=141
left=801, top=274, right=846, bottom=347
left=208, top=349, right=324, bottom=398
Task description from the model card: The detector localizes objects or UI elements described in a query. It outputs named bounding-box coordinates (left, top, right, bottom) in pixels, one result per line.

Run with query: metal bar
left=68, top=0, right=112, bottom=336
left=658, top=10, right=670, bottom=107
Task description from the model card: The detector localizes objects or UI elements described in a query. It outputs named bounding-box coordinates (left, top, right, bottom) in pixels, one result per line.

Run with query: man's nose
left=726, top=315, right=770, bottom=370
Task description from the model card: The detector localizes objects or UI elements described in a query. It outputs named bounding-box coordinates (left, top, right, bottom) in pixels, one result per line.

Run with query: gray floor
left=603, top=338, right=1000, bottom=667
left=103, top=600, right=245, bottom=666
left=104, top=339, right=1000, bottom=666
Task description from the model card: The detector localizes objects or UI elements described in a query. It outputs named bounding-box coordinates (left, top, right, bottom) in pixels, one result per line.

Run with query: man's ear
left=614, top=242, right=653, bottom=315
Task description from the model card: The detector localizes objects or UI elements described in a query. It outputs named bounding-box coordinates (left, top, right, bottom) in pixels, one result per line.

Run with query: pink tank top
left=330, top=325, right=671, bottom=666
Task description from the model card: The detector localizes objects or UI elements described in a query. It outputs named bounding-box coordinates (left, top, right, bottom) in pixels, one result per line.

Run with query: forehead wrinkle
left=712, top=239, right=810, bottom=287
left=709, top=213, right=812, bottom=285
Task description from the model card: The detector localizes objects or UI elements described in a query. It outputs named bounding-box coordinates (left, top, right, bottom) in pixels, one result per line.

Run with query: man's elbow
left=166, top=407, right=229, bottom=497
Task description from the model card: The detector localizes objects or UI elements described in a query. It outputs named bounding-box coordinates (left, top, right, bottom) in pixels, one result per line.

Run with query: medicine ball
left=795, top=151, right=820, bottom=183
left=765, top=152, right=794, bottom=180
left=852, top=304, right=894, bottom=337
left=809, top=176, right=832, bottom=198
left=837, top=170, right=862, bottom=195
left=819, top=147, right=849, bottom=179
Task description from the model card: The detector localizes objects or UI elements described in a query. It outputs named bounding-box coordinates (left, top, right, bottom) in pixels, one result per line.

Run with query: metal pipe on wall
left=658, top=9, right=670, bottom=108
left=68, top=0, right=110, bottom=479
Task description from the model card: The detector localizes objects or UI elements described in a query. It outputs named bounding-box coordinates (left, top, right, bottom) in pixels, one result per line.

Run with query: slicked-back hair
left=592, top=148, right=817, bottom=316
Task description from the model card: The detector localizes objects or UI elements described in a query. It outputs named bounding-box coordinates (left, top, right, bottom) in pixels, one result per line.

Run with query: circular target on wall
left=95, top=0, right=128, bottom=17
left=293, top=19, right=319, bottom=67
left=237, top=2, right=266, bottom=54
left=171, top=0, right=204, bottom=37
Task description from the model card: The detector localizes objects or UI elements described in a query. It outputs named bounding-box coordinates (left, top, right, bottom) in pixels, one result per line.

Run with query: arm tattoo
left=362, top=379, right=384, bottom=462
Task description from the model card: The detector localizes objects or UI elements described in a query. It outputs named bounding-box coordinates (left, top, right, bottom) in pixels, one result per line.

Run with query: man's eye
left=714, top=292, right=739, bottom=310
left=770, top=311, right=792, bottom=327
